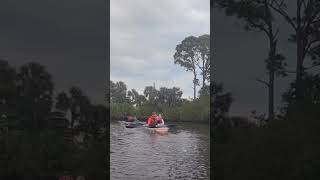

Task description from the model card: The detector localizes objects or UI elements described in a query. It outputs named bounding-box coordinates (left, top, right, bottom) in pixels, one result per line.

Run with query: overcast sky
left=111, top=0, right=210, bottom=99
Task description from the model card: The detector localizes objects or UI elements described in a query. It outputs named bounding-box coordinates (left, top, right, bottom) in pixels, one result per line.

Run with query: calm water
left=110, top=121, right=210, bottom=180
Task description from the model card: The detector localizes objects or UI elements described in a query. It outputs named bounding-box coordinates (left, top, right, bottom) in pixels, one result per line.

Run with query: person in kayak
left=133, top=116, right=139, bottom=122
left=156, top=114, right=164, bottom=127
left=147, top=112, right=157, bottom=128
left=126, top=116, right=134, bottom=122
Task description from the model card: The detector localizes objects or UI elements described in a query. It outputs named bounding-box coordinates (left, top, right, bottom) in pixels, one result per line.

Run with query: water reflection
left=110, top=121, right=210, bottom=180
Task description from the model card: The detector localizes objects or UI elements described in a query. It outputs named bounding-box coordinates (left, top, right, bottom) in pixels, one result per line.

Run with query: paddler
left=146, top=112, right=157, bottom=128
left=156, top=114, right=164, bottom=127
left=133, top=116, right=138, bottom=122
left=127, top=116, right=134, bottom=122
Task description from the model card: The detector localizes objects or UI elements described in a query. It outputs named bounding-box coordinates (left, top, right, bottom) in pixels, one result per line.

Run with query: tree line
left=110, top=80, right=210, bottom=122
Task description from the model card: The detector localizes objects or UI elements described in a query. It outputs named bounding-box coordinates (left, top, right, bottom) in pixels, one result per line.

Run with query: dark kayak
left=126, top=124, right=176, bottom=129
left=125, top=124, right=138, bottom=128
left=122, top=118, right=176, bottom=128
left=124, top=121, right=145, bottom=128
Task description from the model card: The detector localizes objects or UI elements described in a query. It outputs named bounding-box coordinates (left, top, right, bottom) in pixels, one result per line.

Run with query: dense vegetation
left=0, top=60, right=108, bottom=179
left=110, top=80, right=210, bottom=122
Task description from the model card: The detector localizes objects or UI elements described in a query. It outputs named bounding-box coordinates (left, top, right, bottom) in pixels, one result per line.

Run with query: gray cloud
left=111, top=0, right=210, bottom=98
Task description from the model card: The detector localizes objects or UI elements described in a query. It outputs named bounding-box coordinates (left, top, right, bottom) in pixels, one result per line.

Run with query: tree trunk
left=267, top=36, right=275, bottom=121
left=193, top=69, right=197, bottom=100
left=268, top=69, right=274, bottom=121
left=202, top=55, right=206, bottom=88
left=193, top=78, right=196, bottom=100
left=295, top=0, right=304, bottom=104
left=265, top=0, right=275, bottom=121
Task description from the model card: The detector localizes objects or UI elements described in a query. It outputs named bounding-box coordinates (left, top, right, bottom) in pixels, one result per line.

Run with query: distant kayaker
left=156, top=114, right=164, bottom=127
left=127, top=116, right=134, bottom=122
left=147, top=112, right=157, bottom=128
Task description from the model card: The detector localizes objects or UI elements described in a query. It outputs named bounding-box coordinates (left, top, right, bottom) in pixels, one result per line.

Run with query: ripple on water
left=110, top=122, right=210, bottom=180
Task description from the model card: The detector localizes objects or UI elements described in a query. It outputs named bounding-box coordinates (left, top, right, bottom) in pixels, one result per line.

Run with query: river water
left=110, top=121, right=210, bottom=180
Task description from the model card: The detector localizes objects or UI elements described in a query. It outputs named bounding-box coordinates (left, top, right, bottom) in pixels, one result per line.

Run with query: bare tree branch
left=305, top=38, right=320, bottom=55
left=274, top=28, right=280, bottom=38
left=303, top=2, right=320, bottom=31
left=284, top=70, right=296, bottom=74
left=304, top=63, right=320, bottom=70
left=311, top=18, right=320, bottom=25
left=302, top=0, right=307, bottom=10
left=256, top=78, right=270, bottom=87
left=247, top=19, right=270, bottom=35
left=269, top=0, right=297, bottom=30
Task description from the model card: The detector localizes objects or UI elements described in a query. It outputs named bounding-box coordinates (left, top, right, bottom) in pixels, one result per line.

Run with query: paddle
left=165, top=124, right=176, bottom=128
left=124, top=120, right=146, bottom=128
left=125, top=125, right=136, bottom=128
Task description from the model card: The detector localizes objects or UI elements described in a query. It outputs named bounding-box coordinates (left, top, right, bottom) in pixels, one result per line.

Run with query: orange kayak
left=145, top=127, right=169, bottom=134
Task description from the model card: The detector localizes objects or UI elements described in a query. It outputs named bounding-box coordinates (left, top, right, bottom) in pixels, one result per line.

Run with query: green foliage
left=158, top=87, right=183, bottom=107
left=128, top=89, right=146, bottom=107
left=161, top=106, right=181, bottom=121
left=111, top=102, right=136, bottom=119
left=143, top=86, right=159, bottom=105
left=174, top=34, right=210, bottom=98
left=136, top=104, right=158, bottom=118
left=110, top=80, right=211, bottom=122
left=180, top=99, right=209, bottom=122
left=174, top=36, right=199, bottom=72
left=197, top=34, right=210, bottom=85
left=110, top=80, right=130, bottom=104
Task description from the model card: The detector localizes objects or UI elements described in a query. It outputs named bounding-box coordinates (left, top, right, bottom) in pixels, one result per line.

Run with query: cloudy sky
left=111, top=0, right=210, bottom=99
